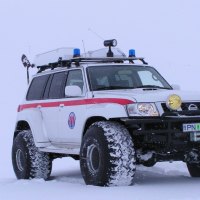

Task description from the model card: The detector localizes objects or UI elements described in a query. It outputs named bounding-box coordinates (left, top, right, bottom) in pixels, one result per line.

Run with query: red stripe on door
left=18, top=98, right=134, bottom=112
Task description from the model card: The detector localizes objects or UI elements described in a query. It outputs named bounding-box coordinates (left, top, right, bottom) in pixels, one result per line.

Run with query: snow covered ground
left=1, top=157, right=200, bottom=200
left=1, top=0, right=200, bottom=199
left=0, top=118, right=199, bottom=200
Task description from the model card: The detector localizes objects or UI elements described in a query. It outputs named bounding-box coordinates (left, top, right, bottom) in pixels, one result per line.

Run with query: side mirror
left=171, top=84, right=181, bottom=90
left=65, top=85, right=82, bottom=97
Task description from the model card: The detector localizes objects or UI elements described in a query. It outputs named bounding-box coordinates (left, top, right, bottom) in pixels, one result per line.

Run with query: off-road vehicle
left=12, top=39, right=200, bottom=186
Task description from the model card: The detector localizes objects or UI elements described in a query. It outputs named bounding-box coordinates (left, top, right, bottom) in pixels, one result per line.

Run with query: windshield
left=87, top=65, right=172, bottom=91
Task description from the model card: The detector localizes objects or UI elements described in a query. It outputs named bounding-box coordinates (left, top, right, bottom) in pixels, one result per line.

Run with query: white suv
left=12, top=40, right=200, bottom=186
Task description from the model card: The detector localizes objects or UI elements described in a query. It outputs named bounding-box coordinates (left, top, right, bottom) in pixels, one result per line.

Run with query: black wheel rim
left=86, top=144, right=100, bottom=174
left=16, top=149, right=25, bottom=171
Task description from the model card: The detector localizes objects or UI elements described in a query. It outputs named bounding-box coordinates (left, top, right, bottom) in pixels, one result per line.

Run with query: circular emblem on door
left=68, top=112, right=76, bottom=129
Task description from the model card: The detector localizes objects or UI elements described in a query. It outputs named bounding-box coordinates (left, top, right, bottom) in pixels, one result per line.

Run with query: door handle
left=37, top=105, right=43, bottom=119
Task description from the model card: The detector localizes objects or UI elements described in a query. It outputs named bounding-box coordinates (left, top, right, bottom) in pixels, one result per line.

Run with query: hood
left=93, top=89, right=200, bottom=103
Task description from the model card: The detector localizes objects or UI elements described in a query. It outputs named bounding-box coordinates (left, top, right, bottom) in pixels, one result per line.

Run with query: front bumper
left=122, top=115, right=200, bottom=150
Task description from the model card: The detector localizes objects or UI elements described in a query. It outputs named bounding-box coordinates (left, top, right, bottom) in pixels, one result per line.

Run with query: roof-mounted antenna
left=21, top=54, right=33, bottom=84
left=88, top=28, right=117, bottom=57
left=88, top=28, right=104, bottom=41
left=82, top=40, right=86, bottom=57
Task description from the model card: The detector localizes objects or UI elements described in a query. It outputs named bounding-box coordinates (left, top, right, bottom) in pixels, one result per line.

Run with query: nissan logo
left=188, top=104, right=198, bottom=111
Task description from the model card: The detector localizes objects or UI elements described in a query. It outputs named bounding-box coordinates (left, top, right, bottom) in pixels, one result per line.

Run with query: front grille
left=181, top=102, right=200, bottom=111
left=161, top=102, right=200, bottom=112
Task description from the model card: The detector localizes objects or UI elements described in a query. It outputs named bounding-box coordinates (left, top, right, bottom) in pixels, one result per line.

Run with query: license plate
left=183, top=123, right=200, bottom=132
left=190, top=132, right=200, bottom=142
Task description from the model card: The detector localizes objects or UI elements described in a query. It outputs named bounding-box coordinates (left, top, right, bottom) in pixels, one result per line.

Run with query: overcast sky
left=0, top=0, right=200, bottom=109
left=1, top=1, right=200, bottom=191
left=1, top=0, right=200, bottom=178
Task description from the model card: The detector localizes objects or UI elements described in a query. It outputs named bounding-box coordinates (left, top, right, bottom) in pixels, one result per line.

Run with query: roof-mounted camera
left=103, top=39, right=117, bottom=47
left=104, top=39, right=117, bottom=57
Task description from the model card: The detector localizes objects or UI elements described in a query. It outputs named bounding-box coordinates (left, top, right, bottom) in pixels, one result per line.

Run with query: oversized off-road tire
left=187, top=163, right=200, bottom=177
left=80, top=121, right=136, bottom=186
left=12, top=130, right=52, bottom=180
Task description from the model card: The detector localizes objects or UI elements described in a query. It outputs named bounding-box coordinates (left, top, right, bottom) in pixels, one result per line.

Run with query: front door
left=58, top=69, right=86, bottom=145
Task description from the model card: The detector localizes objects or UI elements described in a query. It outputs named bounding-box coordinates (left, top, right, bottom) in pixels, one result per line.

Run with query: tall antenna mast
left=82, top=40, right=86, bottom=57
left=88, top=28, right=104, bottom=41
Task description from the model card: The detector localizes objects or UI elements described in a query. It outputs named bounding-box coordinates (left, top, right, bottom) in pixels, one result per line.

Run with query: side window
left=48, top=72, right=67, bottom=99
left=27, top=75, right=50, bottom=100
left=66, top=70, right=84, bottom=92
left=43, top=75, right=53, bottom=99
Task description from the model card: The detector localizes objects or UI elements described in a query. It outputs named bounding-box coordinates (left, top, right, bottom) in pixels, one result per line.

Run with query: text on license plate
left=183, top=123, right=200, bottom=132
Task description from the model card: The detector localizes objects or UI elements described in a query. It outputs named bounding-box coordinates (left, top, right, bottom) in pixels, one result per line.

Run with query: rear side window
left=48, top=72, right=67, bottom=99
left=27, top=75, right=50, bottom=100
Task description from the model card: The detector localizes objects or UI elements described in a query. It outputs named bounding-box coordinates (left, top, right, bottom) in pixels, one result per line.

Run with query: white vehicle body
left=15, top=62, right=200, bottom=155
left=16, top=65, right=132, bottom=154
left=12, top=42, right=200, bottom=185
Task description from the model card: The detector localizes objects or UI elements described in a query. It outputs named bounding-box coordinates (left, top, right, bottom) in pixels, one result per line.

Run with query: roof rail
left=21, top=39, right=149, bottom=82
left=37, top=56, right=148, bottom=73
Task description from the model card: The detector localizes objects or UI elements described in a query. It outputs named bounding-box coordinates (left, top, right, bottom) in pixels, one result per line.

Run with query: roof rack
left=21, top=39, right=149, bottom=84
left=37, top=56, right=148, bottom=73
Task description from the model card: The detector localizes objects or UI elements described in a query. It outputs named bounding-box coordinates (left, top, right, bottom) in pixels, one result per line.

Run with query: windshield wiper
left=95, top=86, right=133, bottom=91
left=134, top=85, right=172, bottom=90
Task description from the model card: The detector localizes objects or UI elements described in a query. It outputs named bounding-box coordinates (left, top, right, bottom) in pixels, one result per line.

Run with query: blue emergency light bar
left=129, top=49, right=135, bottom=57
left=73, top=48, right=81, bottom=57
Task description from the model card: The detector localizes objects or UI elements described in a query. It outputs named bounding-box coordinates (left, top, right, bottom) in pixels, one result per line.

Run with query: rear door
left=26, top=74, right=50, bottom=142
left=41, top=71, right=67, bottom=142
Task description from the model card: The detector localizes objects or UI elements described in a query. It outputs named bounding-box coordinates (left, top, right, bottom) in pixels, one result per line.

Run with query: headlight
left=166, top=94, right=182, bottom=110
left=127, top=103, right=159, bottom=117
